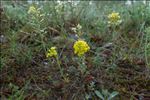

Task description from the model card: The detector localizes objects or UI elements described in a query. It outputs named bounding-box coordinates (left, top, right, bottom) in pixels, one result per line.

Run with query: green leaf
left=95, top=90, right=104, bottom=100
left=108, top=91, right=119, bottom=100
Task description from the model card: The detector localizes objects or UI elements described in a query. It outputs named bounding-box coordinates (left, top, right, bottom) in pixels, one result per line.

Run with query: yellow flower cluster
left=46, top=47, right=58, bottom=58
left=108, top=12, right=121, bottom=25
left=73, top=40, right=90, bottom=56
left=28, top=6, right=40, bottom=16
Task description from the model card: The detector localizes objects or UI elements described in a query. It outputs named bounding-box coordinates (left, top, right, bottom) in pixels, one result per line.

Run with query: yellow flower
left=73, top=40, right=90, bottom=56
left=46, top=47, right=58, bottom=58
left=28, top=6, right=37, bottom=14
left=28, top=6, right=40, bottom=17
left=108, top=12, right=121, bottom=25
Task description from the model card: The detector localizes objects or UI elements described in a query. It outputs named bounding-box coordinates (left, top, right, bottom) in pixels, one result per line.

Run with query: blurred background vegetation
left=0, top=0, right=150, bottom=100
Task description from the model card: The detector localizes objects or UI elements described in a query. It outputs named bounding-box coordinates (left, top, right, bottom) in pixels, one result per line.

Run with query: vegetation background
left=0, top=0, right=150, bottom=100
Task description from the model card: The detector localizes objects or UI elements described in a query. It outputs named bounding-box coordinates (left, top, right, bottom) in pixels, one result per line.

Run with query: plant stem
left=56, top=56, right=64, bottom=78
left=78, top=55, right=87, bottom=74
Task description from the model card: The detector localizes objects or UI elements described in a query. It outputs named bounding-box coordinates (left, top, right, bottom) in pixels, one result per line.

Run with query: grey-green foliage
left=8, top=83, right=25, bottom=100
left=95, top=89, right=119, bottom=100
left=0, top=56, right=7, bottom=69
left=127, top=2, right=150, bottom=30
left=3, top=4, right=27, bottom=24
left=145, top=27, right=150, bottom=67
